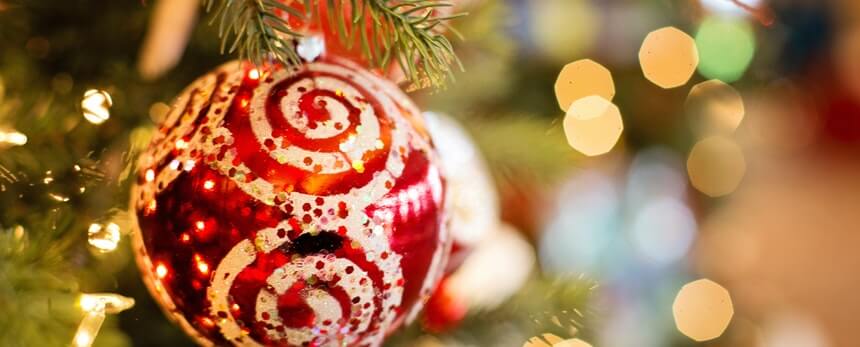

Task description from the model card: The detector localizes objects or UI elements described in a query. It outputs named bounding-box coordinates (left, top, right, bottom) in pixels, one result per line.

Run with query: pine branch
left=201, top=0, right=464, bottom=88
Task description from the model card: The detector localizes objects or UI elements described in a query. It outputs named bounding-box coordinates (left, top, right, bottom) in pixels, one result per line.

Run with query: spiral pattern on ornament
left=202, top=61, right=419, bottom=346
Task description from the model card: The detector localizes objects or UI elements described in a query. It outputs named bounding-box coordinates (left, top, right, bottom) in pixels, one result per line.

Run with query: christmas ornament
left=422, top=223, right=534, bottom=332
left=131, top=57, right=450, bottom=346
left=423, top=112, right=498, bottom=271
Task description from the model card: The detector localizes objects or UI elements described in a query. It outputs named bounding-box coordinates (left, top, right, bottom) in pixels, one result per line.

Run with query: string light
left=203, top=180, right=215, bottom=190
left=145, top=169, right=155, bottom=182
left=0, top=130, right=27, bottom=146
left=87, top=222, right=121, bottom=253
left=81, top=89, right=113, bottom=125
left=73, top=293, right=134, bottom=347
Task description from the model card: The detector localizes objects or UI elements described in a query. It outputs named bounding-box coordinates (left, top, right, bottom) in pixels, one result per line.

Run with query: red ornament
left=131, top=58, right=450, bottom=346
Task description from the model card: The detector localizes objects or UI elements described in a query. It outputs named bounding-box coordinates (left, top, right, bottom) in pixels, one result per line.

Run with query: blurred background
left=2, top=0, right=860, bottom=346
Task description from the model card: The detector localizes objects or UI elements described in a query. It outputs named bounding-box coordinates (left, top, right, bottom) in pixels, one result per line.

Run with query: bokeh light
left=639, top=27, right=699, bottom=89
left=524, top=334, right=564, bottom=347
left=563, top=95, right=624, bottom=156
left=626, top=147, right=687, bottom=207
left=81, top=89, right=113, bottom=124
left=445, top=223, right=534, bottom=309
left=760, top=313, right=831, bottom=347
left=530, top=0, right=598, bottom=62
left=555, top=59, right=615, bottom=112
left=699, top=0, right=762, bottom=18
left=687, top=136, right=746, bottom=197
left=695, top=17, right=756, bottom=83
left=686, top=79, right=746, bottom=134
left=552, top=338, right=592, bottom=347
left=630, top=197, right=697, bottom=267
left=540, top=171, right=619, bottom=275
left=673, top=279, right=734, bottom=342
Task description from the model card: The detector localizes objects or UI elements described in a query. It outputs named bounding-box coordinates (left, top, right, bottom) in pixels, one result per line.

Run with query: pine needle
left=200, top=0, right=464, bottom=88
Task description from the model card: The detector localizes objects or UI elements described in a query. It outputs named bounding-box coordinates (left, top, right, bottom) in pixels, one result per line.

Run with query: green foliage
left=202, top=0, right=464, bottom=88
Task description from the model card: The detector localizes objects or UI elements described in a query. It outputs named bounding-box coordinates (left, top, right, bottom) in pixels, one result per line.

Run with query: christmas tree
left=4, top=0, right=858, bottom=346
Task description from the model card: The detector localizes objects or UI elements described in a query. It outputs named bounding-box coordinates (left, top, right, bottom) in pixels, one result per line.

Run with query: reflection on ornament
left=131, top=58, right=448, bottom=346
left=563, top=95, right=624, bottom=156
left=73, top=293, right=135, bottom=347
left=673, top=279, right=734, bottom=342
left=297, top=35, right=326, bottom=62
left=639, top=27, right=699, bottom=89
left=87, top=222, right=121, bottom=253
left=554, top=59, right=615, bottom=112
left=81, top=89, right=112, bottom=125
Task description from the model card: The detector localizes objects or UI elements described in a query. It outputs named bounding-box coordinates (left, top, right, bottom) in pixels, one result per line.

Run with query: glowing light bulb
left=87, top=222, right=120, bottom=253
left=73, top=293, right=134, bottom=347
left=145, top=169, right=155, bottom=182
left=195, top=220, right=205, bottom=231
left=203, top=180, right=215, bottom=190
left=175, top=139, right=188, bottom=149
left=79, top=293, right=135, bottom=314
left=0, top=130, right=27, bottom=146
left=81, top=89, right=113, bottom=124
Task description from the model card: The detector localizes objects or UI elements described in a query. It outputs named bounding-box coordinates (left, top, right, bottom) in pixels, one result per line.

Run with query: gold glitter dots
left=639, top=27, right=699, bottom=89
left=673, top=279, right=734, bottom=342
left=563, top=95, right=624, bottom=156
left=81, top=89, right=113, bottom=124
left=554, top=59, right=615, bottom=112
left=687, top=136, right=746, bottom=197
left=686, top=80, right=745, bottom=135
left=352, top=160, right=366, bottom=173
